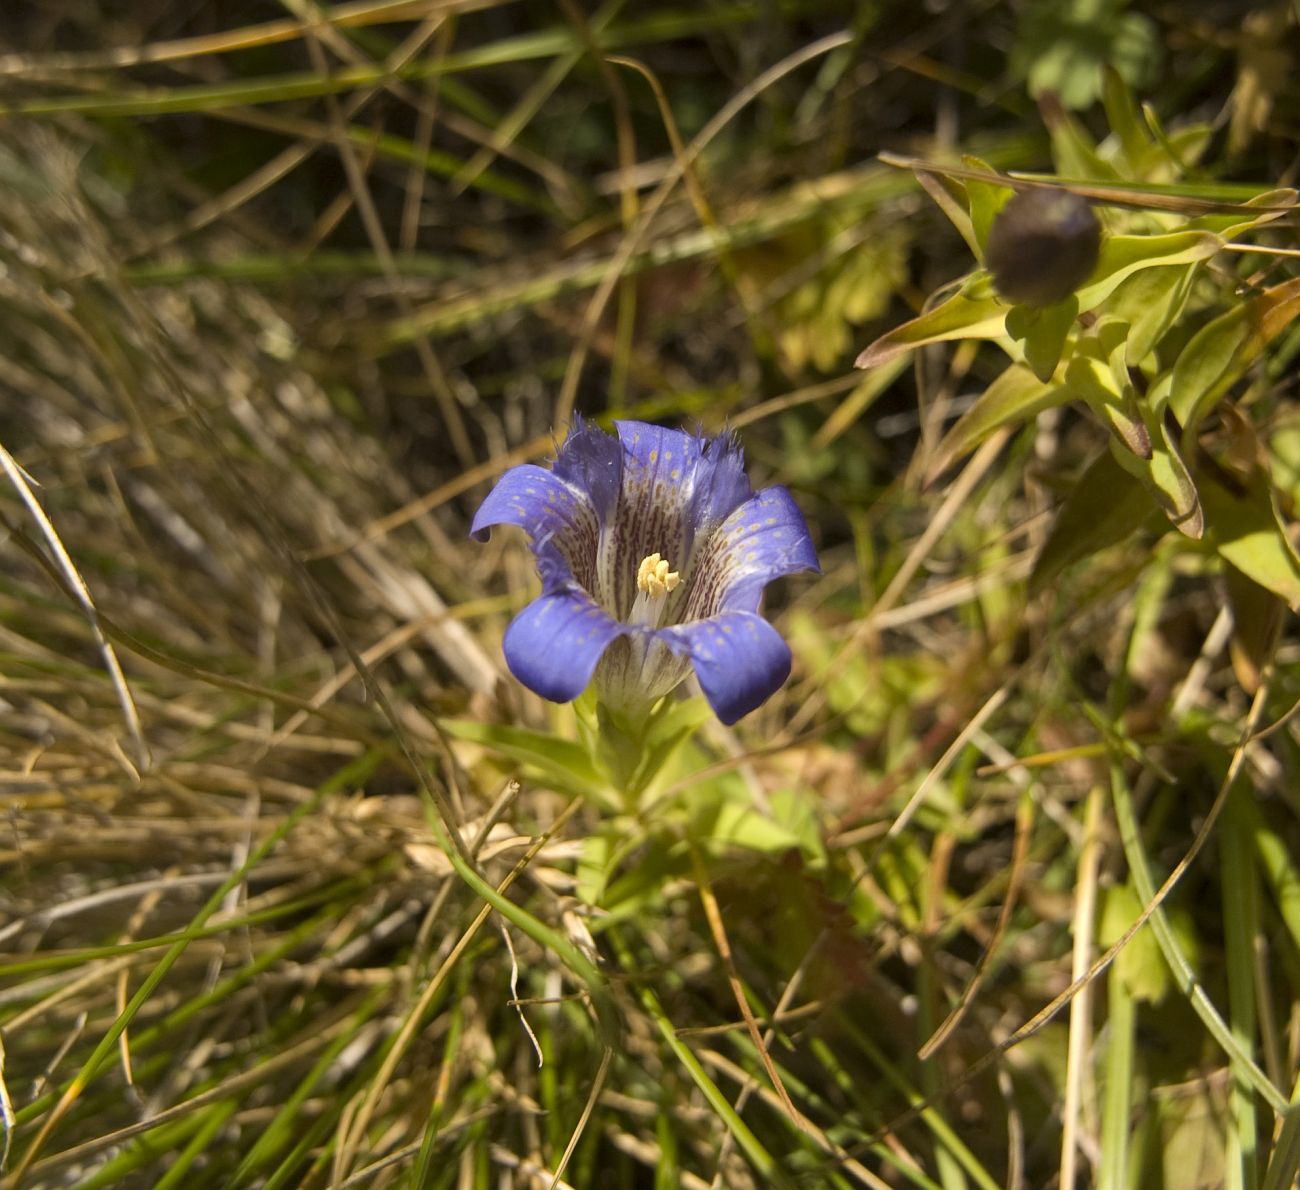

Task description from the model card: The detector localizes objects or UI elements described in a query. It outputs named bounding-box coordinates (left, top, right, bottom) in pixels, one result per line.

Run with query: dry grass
left=0, top=3, right=1297, bottom=1188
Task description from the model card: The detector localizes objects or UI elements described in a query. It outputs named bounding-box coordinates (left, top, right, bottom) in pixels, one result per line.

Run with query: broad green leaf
left=1169, top=276, right=1300, bottom=435
left=440, top=718, right=608, bottom=799
left=1065, top=353, right=1150, bottom=457
left=769, top=787, right=827, bottom=866
left=1030, top=448, right=1156, bottom=591
left=1200, top=471, right=1300, bottom=608
left=1109, top=415, right=1203, bottom=538
left=1106, top=262, right=1198, bottom=365
left=927, top=364, right=1069, bottom=480
left=1074, top=230, right=1222, bottom=314
left=855, top=288, right=1006, bottom=368
left=1006, top=296, right=1077, bottom=380
left=691, top=788, right=806, bottom=857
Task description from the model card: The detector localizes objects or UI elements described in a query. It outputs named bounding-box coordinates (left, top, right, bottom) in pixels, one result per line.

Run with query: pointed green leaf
left=915, top=168, right=979, bottom=257
left=1043, top=96, right=1122, bottom=179
left=855, top=289, right=1006, bottom=368
left=1031, top=449, right=1156, bottom=591
left=1101, top=68, right=1149, bottom=168
left=1109, top=415, right=1204, bottom=538
left=1190, top=188, right=1296, bottom=238
left=928, top=364, right=1069, bottom=480
left=1007, top=295, right=1078, bottom=380
left=440, top=718, right=608, bottom=798
left=961, top=154, right=1014, bottom=254
left=1065, top=354, right=1151, bottom=457
left=1169, top=276, right=1300, bottom=435
left=1107, top=262, right=1198, bottom=365
left=1075, top=230, right=1222, bottom=314
left=1201, top=472, right=1300, bottom=609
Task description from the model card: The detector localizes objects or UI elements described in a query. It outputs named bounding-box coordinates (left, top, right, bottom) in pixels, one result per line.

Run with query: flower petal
left=689, top=427, right=753, bottom=532
left=614, top=421, right=752, bottom=530
left=469, top=464, right=601, bottom=595
left=679, top=486, right=820, bottom=619
left=551, top=415, right=623, bottom=524
left=502, top=592, right=627, bottom=703
left=470, top=465, right=586, bottom=541
left=658, top=612, right=792, bottom=724
left=604, top=421, right=754, bottom=618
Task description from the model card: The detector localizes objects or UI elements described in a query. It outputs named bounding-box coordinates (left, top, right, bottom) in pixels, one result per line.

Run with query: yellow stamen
left=636, top=552, right=680, bottom=600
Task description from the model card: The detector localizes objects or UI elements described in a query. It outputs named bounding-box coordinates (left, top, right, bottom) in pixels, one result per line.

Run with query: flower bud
left=985, top=189, right=1101, bottom=308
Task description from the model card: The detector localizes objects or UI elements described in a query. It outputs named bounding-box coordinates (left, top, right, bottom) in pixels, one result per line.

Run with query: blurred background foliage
left=1, top=1, right=1299, bottom=1187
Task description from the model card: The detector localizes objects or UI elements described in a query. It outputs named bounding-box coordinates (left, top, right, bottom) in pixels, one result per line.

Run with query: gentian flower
left=471, top=419, right=819, bottom=725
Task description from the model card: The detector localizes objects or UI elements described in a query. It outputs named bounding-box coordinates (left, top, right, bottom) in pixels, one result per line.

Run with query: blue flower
left=471, top=419, right=820, bottom=725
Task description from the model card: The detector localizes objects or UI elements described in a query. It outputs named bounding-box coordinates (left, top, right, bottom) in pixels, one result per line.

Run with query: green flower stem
left=592, top=695, right=711, bottom=813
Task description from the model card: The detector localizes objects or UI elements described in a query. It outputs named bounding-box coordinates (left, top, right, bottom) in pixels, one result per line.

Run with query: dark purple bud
left=985, top=189, right=1101, bottom=308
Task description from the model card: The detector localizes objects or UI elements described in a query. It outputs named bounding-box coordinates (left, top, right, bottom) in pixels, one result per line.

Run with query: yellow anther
left=636, top=552, right=680, bottom=599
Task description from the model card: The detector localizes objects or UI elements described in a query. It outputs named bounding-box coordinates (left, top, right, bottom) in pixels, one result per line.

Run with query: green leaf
left=1100, top=882, right=1172, bottom=1004
left=1006, top=295, right=1078, bottom=380
left=769, top=787, right=827, bottom=866
left=1200, top=471, right=1300, bottom=608
left=1109, top=414, right=1204, bottom=539
left=1106, top=262, right=1198, bottom=365
left=577, top=830, right=619, bottom=906
left=927, top=364, right=1069, bottom=480
left=695, top=798, right=806, bottom=855
left=1041, top=93, right=1122, bottom=174
left=634, top=697, right=714, bottom=804
left=1169, top=276, right=1300, bottom=436
left=855, top=288, right=1007, bottom=368
left=1101, top=67, right=1149, bottom=169
left=440, top=718, right=609, bottom=799
left=915, top=168, right=979, bottom=257
left=1074, top=230, right=1223, bottom=314
left=1190, top=188, right=1297, bottom=238
left=961, top=154, right=1014, bottom=254
left=1065, top=353, right=1150, bottom=458
left=1223, top=564, right=1284, bottom=693
left=1031, top=448, right=1157, bottom=591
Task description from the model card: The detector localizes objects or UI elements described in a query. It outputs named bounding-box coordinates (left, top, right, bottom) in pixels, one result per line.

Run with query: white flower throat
left=629, top=552, right=680, bottom=629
